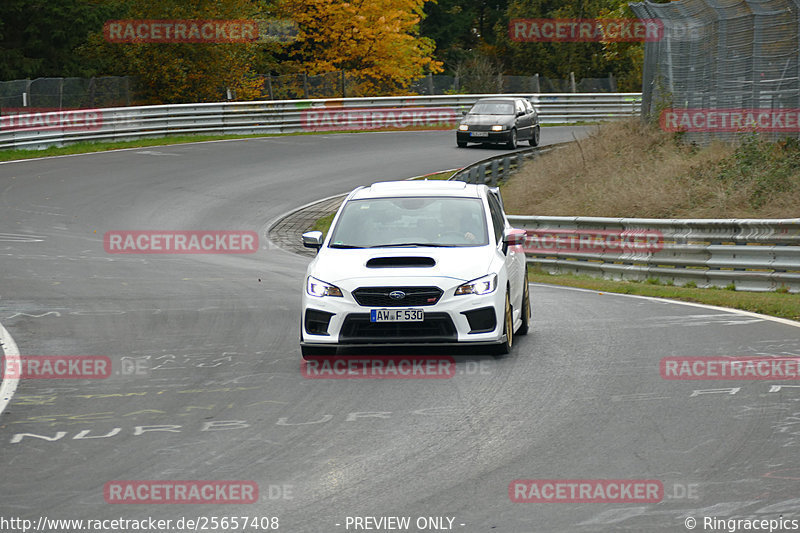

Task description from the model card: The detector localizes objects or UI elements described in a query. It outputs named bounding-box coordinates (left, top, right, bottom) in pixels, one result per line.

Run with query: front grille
left=352, top=286, right=443, bottom=307
left=339, top=313, right=457, bottom=343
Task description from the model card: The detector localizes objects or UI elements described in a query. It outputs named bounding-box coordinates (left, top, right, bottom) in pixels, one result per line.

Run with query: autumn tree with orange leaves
left=275, top=0, right=443, bottom=95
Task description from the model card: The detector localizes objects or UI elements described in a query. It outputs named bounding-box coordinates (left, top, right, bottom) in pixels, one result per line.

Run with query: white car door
left=487, top=192, right=523, bottom=324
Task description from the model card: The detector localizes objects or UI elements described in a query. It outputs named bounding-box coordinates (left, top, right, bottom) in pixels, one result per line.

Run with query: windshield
left=469, top=102, right=514, bottom=115
left=328, top=196, right=489, bottom=248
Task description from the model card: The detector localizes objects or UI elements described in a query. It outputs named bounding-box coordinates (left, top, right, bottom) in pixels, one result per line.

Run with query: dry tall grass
left=502, top=120, right=800, bottom=218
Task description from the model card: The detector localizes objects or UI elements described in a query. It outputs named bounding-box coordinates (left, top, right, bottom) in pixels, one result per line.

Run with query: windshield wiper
left=368, top=243, right=453, bottom=248
left=329, top=243, right=365, bottom=249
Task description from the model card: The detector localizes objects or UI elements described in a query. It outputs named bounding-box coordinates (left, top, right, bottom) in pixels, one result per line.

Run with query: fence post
left=302, top=72, right=309, bottom=99
left=266, top=75, right=274, bottom=100
left=124, top=76, right=131, bottom=106
left=532, top=73, right=540, bottom=93
left=569, top=72, right=577, bottom=93
left=341, top=70, right=345, bottom=98
left=426, top=73, right=434, bottom=95
left=88, top=77, right=97, bottom=108
left=454, top=75, right=459, bottom=93
left=608, top=72, right=617, bottom=92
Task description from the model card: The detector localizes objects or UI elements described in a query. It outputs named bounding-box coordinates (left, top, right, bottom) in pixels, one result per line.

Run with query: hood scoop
left=366, top=256, right=436, bottom=268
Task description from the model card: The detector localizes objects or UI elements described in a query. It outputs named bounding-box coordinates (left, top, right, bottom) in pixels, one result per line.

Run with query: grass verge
left=528, top=267, right=800, bottom=322
left=312, top=212, right=336, bottom=234
left=413, top=170, right=456, bottom=180
left=502, top=119, right=800, bottom=218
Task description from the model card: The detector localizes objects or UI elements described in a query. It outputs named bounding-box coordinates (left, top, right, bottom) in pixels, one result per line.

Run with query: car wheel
left=517, top=270, right=530, bottom=336
left=492, top=291, right=513, bottom=355
left=457, top=141, right=467, bottom=148
left=506, top=128, right=517, bottom=150
left=529, top=125, right=540, bottom=147
left=301, top=345, right=337, bottom=359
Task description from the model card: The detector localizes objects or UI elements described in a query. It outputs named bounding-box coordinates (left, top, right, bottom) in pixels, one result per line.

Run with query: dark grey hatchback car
left=456, top=97, right=540, bottom=149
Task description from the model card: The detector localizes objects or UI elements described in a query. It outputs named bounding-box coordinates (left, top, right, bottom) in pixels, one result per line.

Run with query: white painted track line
left=0, top=320, right=20, bottom=416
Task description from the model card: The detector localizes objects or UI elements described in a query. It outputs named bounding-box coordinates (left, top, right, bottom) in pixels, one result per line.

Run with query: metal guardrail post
left=503, top=157, right=512, bottom=179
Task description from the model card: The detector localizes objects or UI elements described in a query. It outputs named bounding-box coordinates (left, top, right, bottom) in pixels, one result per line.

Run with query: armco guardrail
left=506, top=216, right=800, bottom=293
left=449, top=142, right=571, bottom=186
left=0, top=93, right=640, bottom=150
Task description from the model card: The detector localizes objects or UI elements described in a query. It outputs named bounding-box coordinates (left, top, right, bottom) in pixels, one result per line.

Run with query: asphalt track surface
left=1, top=128, right=800, bottom=533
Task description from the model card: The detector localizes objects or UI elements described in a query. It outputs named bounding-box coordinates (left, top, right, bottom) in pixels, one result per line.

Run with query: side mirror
left=302, top=230, right=323, bottom=250
left=503, top=228, right=526, bottom=254
left=517, top=110, right=525, bottom=117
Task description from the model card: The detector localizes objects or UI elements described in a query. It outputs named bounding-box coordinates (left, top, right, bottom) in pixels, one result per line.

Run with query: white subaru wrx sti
left=300, top=180, right=530, bottom=357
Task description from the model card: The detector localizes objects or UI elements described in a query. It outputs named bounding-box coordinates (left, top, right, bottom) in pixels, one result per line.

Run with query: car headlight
left=455, top=274, right=497, bottom=296
left=307, top=276, right=343, bottom=297
left=491, top=125, right=504, bottom=132
left=458, top=124, right=469, bottom=131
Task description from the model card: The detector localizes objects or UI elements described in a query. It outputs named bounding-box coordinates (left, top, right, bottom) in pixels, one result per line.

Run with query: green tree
left=0, top=0, right=123, bottom=80
left=494, top=0, right=646, bottom=91
left=421, top=0, right=509, bottom=72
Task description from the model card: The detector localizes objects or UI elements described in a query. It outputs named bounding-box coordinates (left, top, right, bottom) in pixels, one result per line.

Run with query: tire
left=517, top=271, right=531, bottom=336
left=492, top=291, right=513, bottom=355
left=529, top=125, right=540, bottom=147
left=301, top=345, right=337, bottom=359
left=457, top=141, right=467, bottom=148
left=506, top=128, right=517, bottom=150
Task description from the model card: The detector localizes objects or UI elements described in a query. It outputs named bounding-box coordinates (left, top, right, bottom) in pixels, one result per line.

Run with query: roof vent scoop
left=366, top=256, right=436, bottom=268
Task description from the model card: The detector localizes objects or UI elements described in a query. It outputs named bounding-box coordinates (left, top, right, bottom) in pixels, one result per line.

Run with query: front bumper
left=457, top=130, right=512, bottom=144
left=301, top=282, right=505, bottom=347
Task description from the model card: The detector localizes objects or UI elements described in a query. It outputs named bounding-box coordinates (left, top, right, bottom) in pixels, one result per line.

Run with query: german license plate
left=370, top=309, right=424, bottom=322
left=471, top=131, right=489, bottom=137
